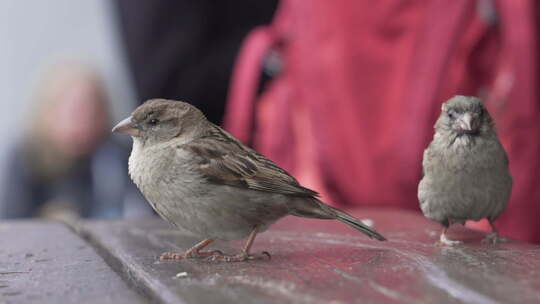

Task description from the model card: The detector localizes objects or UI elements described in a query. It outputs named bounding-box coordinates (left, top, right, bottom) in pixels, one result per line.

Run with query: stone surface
left=0, top=221, right=146, bottom=304
left=77, top=209, right=540, bottom=304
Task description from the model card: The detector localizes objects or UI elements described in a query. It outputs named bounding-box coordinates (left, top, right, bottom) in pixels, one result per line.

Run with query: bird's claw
left=209, top=253, right=250, bottom=262
left=160, top=249, right=223, bottom=260
left=200, top=250, right=224, bottom=257
left=160, top=252, right=186, bottom=260
left=261, top=251, right=272, bottom=260
left=481, top=233, right=507, bottom=245
left=435, top=230, right=463, bottom=247
left=208, top=251, right=271, bottom=262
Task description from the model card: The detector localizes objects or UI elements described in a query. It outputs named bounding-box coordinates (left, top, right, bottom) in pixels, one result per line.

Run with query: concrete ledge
left=0, top=221, right=146, bottom=304
left=76, top=209, right=540, bottom=304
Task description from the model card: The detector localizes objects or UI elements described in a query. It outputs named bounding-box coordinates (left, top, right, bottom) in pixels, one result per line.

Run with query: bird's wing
left=181, top=126, right=319, bottom=198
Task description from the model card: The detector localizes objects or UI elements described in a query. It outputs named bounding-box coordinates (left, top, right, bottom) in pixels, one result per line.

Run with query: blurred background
left=1, top=0, right=539, bottom=244
left=0, top=0, right=134, bottom=172
left=0, top=0, right=277, bottom=220
left=0, top=1, right=140, bottom=220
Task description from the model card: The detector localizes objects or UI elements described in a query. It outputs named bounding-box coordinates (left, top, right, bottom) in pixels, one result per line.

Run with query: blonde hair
left=28, top=64, right=110, bottom=139
left=24, top=64, right=111, bottom=179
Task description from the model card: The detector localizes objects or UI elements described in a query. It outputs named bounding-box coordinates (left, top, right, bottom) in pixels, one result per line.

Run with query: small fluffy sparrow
left=113, top=99, right=385, bottom=262
left=418, top=95, right=512, bottom=246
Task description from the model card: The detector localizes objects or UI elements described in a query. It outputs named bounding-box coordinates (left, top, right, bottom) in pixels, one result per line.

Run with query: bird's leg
left=210, top=227, right=271, bottom=262
left=435, top=226, right=462, bottom=246
left=160, top=239, right=223, bottom=260
left=482, top=220, right=507, bottom=244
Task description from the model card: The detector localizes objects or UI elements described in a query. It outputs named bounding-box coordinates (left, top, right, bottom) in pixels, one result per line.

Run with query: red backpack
left=225, top=0, right=540, bottom=243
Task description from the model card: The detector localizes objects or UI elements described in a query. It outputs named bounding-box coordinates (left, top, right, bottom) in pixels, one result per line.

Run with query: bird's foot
left=435, top=233, right=462, bottom=246
left=209, top=251, right=271, bottom=263
left=160, top=249, right=223, bottom=260
left=481, top=232, right=508, bottom=245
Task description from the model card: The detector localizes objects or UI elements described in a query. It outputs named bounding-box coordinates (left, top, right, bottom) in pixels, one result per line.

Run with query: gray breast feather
left=418, top=135, right=512, bottom=224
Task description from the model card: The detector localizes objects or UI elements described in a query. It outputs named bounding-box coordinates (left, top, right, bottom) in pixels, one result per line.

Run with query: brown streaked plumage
left=113, top=99, right=386, bottom=262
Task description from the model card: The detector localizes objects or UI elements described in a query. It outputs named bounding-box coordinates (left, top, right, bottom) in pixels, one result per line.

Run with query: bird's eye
left=149, top=118, right=159, bottom=126
left=447, top=111, right=455, bottom=119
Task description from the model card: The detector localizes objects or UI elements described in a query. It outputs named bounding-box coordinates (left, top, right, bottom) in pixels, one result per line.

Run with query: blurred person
left=225, top=0, right=540, bottom=243
left=0, top=65, right=149, bottom=221
left=113, top=0, right=278, bottom=125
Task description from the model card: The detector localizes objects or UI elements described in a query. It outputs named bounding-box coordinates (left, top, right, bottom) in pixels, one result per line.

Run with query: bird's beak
left=458, top=112, right=473, bottom=131
left=112, top=116, right=141, bottom=137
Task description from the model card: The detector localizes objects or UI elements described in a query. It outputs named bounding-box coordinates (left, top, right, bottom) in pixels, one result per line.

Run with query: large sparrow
left=418, top=95, right=512, bottom=246
left=113, top=99, right=385, bottom=262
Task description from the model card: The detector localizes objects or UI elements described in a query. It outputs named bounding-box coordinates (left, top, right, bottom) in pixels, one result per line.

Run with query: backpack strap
left=224, top=26, right=277, bottom=145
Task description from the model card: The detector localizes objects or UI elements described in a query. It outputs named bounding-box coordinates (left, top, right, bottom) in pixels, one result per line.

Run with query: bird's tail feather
left=290, top=199, right=386, bottom=241
left=331, top=207, right=386, bottom=241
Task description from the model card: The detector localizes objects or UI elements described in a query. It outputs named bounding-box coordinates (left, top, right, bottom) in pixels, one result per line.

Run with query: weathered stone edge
left=67, top=221, right=184, bottom=304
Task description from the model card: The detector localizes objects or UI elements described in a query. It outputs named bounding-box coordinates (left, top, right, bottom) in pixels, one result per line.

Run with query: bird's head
left=435, top=95, right=493, bottom=137
left=112, top=99, right=207, bottom=146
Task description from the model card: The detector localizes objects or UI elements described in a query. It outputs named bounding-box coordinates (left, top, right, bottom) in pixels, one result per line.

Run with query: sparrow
left=113, top=99, right=386, bottom=262
left=418, top=95, right=512, bottom=246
